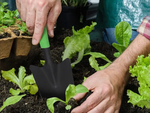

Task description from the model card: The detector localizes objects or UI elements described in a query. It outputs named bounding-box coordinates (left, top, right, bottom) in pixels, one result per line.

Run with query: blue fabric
left=103, top=28, right=139, bottom=45
left=4, top=0, right=16, bottom=11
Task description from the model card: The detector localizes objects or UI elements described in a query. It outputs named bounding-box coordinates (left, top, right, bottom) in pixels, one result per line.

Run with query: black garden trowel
left=30, top=26, right=74, bottom=100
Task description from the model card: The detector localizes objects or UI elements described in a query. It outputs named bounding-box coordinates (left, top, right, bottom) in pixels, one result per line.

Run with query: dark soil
left=0, top=28, right=150, bottom=113
left=12, top=29, right=20, bottom=36
left=0, top=32, right=11, bottom=39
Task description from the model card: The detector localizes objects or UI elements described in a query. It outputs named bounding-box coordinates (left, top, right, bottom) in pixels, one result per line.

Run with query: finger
left=74, top=79, right=95, bottom=101
left=16, top=0, right=21, bottom=13
left=47, top=0, right=61, bottom=37
left=73, top=92, right=87, bottom=101
left=32, top=2, right=49, bottom=45
left=26, top=0, right=35, bottom=34
left=87, top=96, right=111, bottom=113
left=72, top=90, right=103, bottom=113
left=20, top=0, right=27, bottom=21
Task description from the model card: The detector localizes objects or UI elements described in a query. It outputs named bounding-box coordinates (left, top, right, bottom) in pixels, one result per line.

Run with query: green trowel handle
left=40, top=26, right=50, bottom=48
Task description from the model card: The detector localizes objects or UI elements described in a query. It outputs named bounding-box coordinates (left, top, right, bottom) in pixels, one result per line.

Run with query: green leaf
left=87, top=52, right=112, bottom=71
left=115, top=21, right=132, bottom=47
left=23, top=84, right=38, bottom=95
left=1, top=68, right=20, bottom=87
left=76, top=84, right=88, bottom=94
left=23, top=74, right=38, bottom=94
left=62, top=22, right=96, bottom=67
left=99, top=63, right=111, bottom=70
left=40, top=60, right=45, bottom=66
left=85, top=52, right=112, bottom=63
left=83, top=77, right=87, bottom=82
left=1, top=66, right=38, bottom=95
left=47, top=97, right=65, bottom=113
left=0, top=94, right=26, bottom=112
left=9, top=88, right=22, bottom=96
left=127, top=90, right=150, bottom=108
left=23, top=74, right=36, bottom=85
left=112, top=21, right=132, bottom=58
left=113, top=52, right=121, bottom=58
left=127, top=54, right=150, bottom=109
left=71, top=49, right=84, bottom=68
left=29, top=84, right=38, bottom=95
left=65, top=105, right=71, bottom=110
left=18, top=66, right=26, bottom=89
left=89, top=56, right=100, bottom=71
left=65, top=84, right=76, bottom=103
left=112, top=43, right=126, bottom=54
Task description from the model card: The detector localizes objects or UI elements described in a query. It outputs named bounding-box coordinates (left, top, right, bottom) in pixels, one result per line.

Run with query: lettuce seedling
left=62, top=22, right=96, bottom=67
left=127, top=54, right=150, bottom=108
left=0, top=66, right=38, bottom=112
left=41, top=22, right=112, bottom=71
left=112, top=21, right=132, bottom=57
left=17, top=22, right=29, bottom=34
left=0, top=2, right=19, bottom=27
left=47, top=84, right=88, bottom=113
left=61, top=22, right=112, bottom=71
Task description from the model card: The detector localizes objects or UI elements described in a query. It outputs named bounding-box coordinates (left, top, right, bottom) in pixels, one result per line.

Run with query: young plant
left=46, top=84, right=88, bottom=113
left=62, top=22, right=112, bottom=71
left=17, top=22, right=29, bottom=34
left=127, top=54, right=150, bottom=108
left=41, top=22, right=112, bottom=71
left=0, top=66, right=38, bottom=112
left=0, top=2, right=28, bottom=35
left=62, top=22, right=95, bottom=67
left=0, top=2, right=19, bottom=27
left=84, top=52, right=112, bottom=71
left=112, top=21, right=132, bottom=57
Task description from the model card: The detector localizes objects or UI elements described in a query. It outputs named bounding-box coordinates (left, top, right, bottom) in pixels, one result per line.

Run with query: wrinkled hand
left=16, top=0, right=61, bottom=45
left=71, top=67, right=125, bottom=113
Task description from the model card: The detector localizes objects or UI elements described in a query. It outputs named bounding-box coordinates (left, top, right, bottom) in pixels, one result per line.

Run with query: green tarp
left=96, top=0, right=150, bottom=29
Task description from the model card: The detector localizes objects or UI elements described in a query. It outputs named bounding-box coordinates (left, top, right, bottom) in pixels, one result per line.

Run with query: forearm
left=109, top=34, right=150, bottom=87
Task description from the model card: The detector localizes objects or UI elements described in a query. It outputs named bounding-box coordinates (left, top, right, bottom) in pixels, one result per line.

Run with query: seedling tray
left=0, top=26, right=32, bottom=59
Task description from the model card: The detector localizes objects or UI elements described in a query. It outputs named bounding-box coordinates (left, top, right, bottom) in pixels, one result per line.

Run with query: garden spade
left=30, top=26, right=74, bottom=100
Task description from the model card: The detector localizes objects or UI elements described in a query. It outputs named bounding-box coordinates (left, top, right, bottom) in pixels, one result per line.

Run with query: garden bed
left=0, top=29, right=150, bottom=113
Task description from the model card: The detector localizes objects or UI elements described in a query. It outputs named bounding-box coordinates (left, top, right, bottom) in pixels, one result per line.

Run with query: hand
left=71, top=67, right=126, bottom=113
left=16, top=0, right=61, bottom=45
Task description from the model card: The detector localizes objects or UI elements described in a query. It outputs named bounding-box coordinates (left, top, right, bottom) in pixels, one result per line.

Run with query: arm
left=109, top=33, right=150, bottom=89
left=16, top=0, right=61, bottom=45
left=71, top=16, right=150, bottom=113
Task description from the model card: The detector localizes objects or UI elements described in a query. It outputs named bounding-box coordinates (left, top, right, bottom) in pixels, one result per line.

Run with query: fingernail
left=32, top=38, right=38, bottom=45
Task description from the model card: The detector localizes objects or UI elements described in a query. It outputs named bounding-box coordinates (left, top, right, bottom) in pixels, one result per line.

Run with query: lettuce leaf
left=0, top=94, right=26, bottom=112
left=112, top=21, right=132, bottom=57
left=127, top=54, right=150, bottom=108
left=62, top=22, right=97, bottom=67
left=1, top=66, right=38, bottom=95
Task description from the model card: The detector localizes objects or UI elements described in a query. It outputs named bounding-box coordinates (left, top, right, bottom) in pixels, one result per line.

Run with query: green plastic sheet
left=96, top=0, right=150, bottom=29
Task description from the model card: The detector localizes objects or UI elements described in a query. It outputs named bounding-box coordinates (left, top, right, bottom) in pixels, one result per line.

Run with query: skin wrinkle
left=26, top=6, right=35, bottom=34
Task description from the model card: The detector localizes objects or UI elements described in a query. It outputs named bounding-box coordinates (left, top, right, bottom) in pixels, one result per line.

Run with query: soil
left=0, top=28, right=150, bottom=113
left=0, top=32, right=11, bottom=39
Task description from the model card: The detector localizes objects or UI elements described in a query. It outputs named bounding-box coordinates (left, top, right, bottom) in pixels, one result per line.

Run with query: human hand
left=16, top=0, right=61, bottom=45
left=71, top=67, right=126, bottom=113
